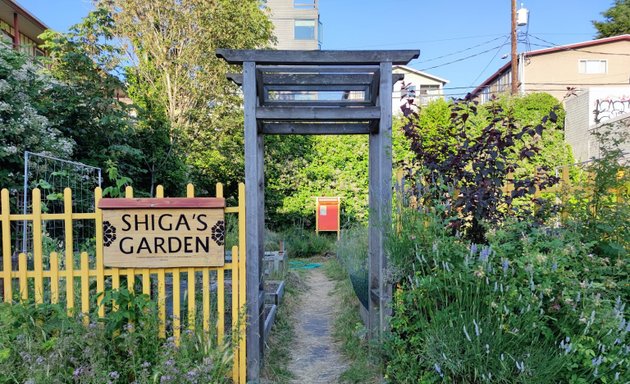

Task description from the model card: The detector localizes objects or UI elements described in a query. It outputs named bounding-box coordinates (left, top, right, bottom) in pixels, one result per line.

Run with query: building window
left=294, top=19, right=315, bottom=40
left=578, top=59, right=607, bottom=74
left=294, top=0, right=316, bottom=9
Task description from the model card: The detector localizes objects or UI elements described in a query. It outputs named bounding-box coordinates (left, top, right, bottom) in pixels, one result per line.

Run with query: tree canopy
left=593, top=0, right=630, bottom=38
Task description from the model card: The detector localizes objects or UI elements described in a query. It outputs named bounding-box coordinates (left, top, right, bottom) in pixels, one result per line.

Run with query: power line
left=469, top=35, right=512, bottom=87
left=339, top=33, right=507, bottom=49
left=417, top=36, right=508, bottom=63
left=418, top=44, right=508, bottom=71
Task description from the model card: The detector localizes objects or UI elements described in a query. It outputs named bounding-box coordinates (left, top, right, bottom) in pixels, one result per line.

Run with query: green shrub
left=283, top=227, right=333, bottom=258
left=0, top=288, right=232, bottom=383
left=385, top=210, right=628, bottom=382
left=336, top=227, right=369, bottom=309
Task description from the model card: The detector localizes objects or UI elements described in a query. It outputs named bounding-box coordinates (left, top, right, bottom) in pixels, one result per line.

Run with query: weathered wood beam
left=260, top=122, right=374, bottom=135
left=216, top=49, right=420, bottom=65
left=256, top=106, right=380, bottom=121
left=265, top=84, right=368, bottom=92
left=226, top=73, right=242, bottom=85
left=262, top=100, right=373, bottom=107
left=257, top=65, right=379, bottom=73
left=368, top=61, right=393, bottom=341
left=261, top=73, right=374, bottom=86
left=243, top=61, right=262, bottom=382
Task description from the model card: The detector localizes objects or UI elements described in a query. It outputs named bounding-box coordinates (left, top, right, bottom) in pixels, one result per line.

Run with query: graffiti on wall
left=594, top=97, right=630, bottom=124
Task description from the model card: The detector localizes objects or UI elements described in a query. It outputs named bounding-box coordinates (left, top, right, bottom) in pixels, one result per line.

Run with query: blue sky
left=18, top=0, right=609, bottom=96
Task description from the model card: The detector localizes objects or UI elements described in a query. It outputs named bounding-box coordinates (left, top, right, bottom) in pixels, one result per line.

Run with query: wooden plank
left=216, top=49, right=420, bottom=65
left=187, top=267, right=195, bottom=330
left=256, top=117, right=266, bottom=367
left=227, top=73, right=243, bottom=85
left=262, top=73, right=374, bottom=85
left=173, top=269, right=181, bottom=344
left=256, top=106, right=380, bottom=121
left=238, top=183, right=247, bottom=382
left=261, top=123, right=373, bottom=135
left=243, top=60, right=262, bottom=382
left=50, top=253, right=59, bottom=304
left=370, top=70, right=381, bottom=105
left=98, top=197, right=225, bottom=209
left=65, top=237, right=74, bottom=313
left=370, top=61, right=394, bottom=339
left=18, top=253, right=27, bottom=301
left=265, top=84, right=369, bottom=92
left=202, top=268, right=210, bottom=332
left=80, top=252, right=89, bottom=324
left=32, top=189, right=43, bottom=304
left=262, top=100, right=373, bottom=107
left=256, top=69, right=265, bottom=107
left=1, top=189, right=12, bottom=302
left=95, top=187, right=105, bottom=317
left=158, top=268, right=166, bottom=337
left=257, top=65, right=379, bottom=73
left=217, top=268, right=225, bottom=344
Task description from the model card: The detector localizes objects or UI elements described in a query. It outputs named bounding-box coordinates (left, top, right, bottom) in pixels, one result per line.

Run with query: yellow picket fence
left=0, top=183, right=247, bottom=382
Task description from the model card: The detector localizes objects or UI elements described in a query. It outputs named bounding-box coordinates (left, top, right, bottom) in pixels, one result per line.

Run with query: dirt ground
left=287, top=267, right=348, bottom=384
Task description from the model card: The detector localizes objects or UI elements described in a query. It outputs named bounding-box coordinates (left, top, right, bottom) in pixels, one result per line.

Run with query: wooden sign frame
left=98, top=197, right=226, bottom=268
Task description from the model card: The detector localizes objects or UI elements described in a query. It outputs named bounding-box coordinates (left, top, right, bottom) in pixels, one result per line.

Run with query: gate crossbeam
left=216, top=49, right=419, bottom=383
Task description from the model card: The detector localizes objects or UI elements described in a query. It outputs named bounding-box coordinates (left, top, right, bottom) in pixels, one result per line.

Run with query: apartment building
left=265, top=0, right=322, bottom=50
left=0, top=0, right=47, bottom=56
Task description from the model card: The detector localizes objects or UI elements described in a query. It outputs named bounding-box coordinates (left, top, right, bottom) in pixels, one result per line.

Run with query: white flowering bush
left=0, top=46, right=74, bottom=189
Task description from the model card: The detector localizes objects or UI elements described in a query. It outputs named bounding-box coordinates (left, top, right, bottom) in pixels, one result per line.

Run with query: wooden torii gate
left=216, top=49, right=419, bottom=382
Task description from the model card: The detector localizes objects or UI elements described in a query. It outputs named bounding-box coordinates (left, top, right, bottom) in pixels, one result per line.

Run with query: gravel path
left=288, top=267, right=348, bottom=383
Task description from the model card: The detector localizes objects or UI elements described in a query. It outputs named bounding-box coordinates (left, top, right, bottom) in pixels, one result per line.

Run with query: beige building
left=470, top=35, right=630, bottom=103
left=265, top=0, right=321, bottom=50
left=0, top=0, right=47, bottom=56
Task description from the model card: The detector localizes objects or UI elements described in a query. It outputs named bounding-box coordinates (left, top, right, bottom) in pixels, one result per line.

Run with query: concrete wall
left=565, top=91, right=592, bottom=162
left=565, top=87, right=630, bottom=162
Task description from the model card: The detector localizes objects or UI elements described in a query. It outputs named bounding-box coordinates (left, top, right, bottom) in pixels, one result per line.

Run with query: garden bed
left=264, top=279, right=285, bottom=306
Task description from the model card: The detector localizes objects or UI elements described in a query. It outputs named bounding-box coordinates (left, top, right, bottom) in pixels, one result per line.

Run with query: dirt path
left=288, top=267, right=348, bottom=383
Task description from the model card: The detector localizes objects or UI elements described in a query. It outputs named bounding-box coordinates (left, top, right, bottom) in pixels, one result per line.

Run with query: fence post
left=1, top=189, right=13, bottom=302
left=63, top=188, right=74, bottom=314
left=156, top=185, right=166, bottom=337
left=95, top=187, right=105, bottom=317
left=50, top=252, right=59, bottom=304
left=18, top=253, right=27, bottom=301
left=32, top=188, right=43, bottom=304
left=80, top=252, right=89, bottom=324
left=231, top=244, right=239, bottom=383
left=238, top=182, right=247, bottom=381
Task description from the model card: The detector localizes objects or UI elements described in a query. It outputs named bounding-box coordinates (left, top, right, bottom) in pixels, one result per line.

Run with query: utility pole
left=511, top=0, right=518, bottom=95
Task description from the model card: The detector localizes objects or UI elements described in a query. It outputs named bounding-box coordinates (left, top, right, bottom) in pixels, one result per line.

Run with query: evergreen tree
left=593, top=0, right=630, bottom=38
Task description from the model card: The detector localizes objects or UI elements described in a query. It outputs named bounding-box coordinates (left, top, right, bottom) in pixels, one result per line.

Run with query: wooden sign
left=98, top=198, right=226, bottom=268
